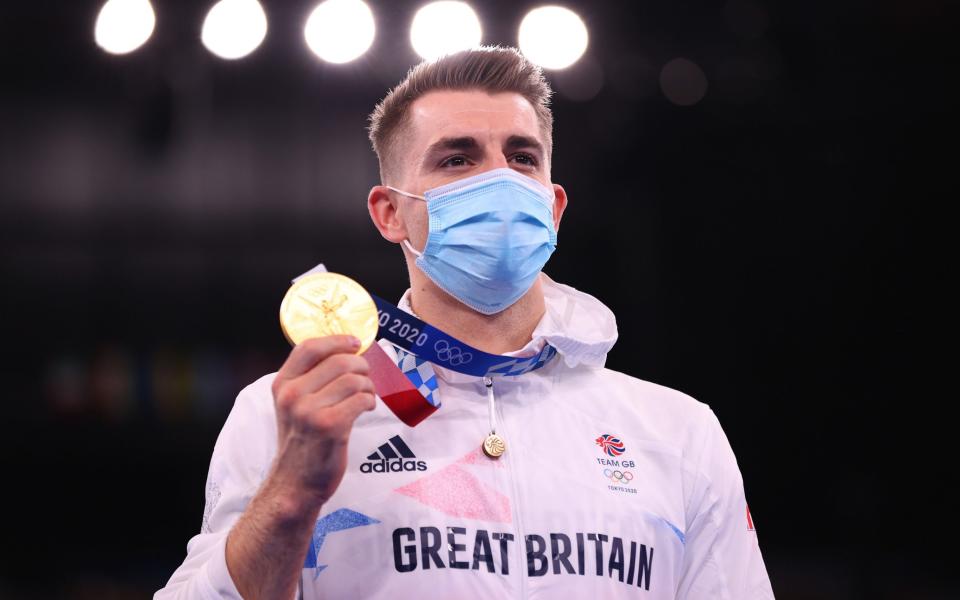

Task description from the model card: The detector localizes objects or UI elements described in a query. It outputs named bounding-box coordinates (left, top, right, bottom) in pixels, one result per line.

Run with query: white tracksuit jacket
left=156, top=275, right=775, bottom=599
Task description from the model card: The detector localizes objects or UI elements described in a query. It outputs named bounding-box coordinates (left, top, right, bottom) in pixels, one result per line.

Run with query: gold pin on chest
left=483, top=433, right=506, bottom=458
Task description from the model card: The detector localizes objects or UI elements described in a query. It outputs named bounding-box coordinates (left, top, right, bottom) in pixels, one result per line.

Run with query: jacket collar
left=395, top=273, right=618, bottom=383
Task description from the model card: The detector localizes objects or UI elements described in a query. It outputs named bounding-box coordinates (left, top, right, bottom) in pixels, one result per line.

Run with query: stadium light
left=201, top=0, right=268, bottom=60
left=410, top=2, right=482, bottom=61
left=518, top=6, right=588, bottom=70
left=94, top=0, right=156, bottom=55
left=304, top=0, right=376, bottom=64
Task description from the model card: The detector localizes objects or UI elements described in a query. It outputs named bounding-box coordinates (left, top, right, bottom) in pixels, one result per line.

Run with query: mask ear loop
left=385, top=186, right=426, bottom=200
left=385, top=186, right=427, bottom=257
left=402, top=239, right=423, bottom=258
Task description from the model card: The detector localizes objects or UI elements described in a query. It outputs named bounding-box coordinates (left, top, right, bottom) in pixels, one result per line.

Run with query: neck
left=406, top=268, right=546, bottom=356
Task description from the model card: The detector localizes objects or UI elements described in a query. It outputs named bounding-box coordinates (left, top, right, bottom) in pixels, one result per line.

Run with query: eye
left=511, top=152, right=538, bottom=167
left=440, top=155, right=470, bottom=168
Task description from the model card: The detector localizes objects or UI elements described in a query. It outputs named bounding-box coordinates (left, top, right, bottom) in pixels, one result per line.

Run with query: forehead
left=405, top=90, right=543, bottom=153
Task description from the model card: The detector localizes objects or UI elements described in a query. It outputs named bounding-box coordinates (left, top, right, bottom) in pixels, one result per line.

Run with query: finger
left=327, top=391, right=378, bottom=425
left=288, top=353, right=370, bottom=400
left=313, top=391, right=377, bottom=433
left=299, top=391, right=377, bottom=438
left=277, top=354, right=369, bottom=412
left=293, top=373, right=375, bottom=421
left=277, top=335, right=360, bottom=382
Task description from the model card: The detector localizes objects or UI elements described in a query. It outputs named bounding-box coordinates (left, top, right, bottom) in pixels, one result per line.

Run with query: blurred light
left=553, top=57, right=604, bottom=102
left=201, top=0, right=268, bottom=60
left=410, top=2, right=482, bottom=61
left=659, top=58, right=709, bottom=106
left=304, top=0, right=376, bottom=64
left=518, top=6, right=588, bottom=70
left=94, top=0, right=156, bottom=55
left=90, top=346, right=134, bottom=420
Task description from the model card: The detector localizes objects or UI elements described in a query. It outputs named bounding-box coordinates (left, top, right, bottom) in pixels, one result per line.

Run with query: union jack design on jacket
left=596, top=433, right=626, bottom=457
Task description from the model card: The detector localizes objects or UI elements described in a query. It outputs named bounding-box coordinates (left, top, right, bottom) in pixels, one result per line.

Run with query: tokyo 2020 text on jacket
left=156, top=274, right=775, bottom=599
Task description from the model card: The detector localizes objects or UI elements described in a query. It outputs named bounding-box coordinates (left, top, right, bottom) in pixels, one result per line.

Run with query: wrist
left=263, top=471, right=326, bottom=527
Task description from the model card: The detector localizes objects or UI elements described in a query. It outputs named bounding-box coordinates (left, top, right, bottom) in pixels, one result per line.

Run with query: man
left=157, top=47, right=774, bottom=599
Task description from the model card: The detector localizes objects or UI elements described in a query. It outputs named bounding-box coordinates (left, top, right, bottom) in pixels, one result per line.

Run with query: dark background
left=0, top=0, right=952, bottom=598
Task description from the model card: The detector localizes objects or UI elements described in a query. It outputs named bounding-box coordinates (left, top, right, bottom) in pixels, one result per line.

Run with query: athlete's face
left=369, top=89, right=567, bottom=251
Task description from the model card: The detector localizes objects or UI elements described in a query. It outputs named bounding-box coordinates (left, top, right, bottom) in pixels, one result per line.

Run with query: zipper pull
left=482, top=376, right=506, bottom=458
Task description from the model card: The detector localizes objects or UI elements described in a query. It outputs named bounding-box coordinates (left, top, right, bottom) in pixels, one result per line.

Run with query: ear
left=368, top=186, right=408, bottom=243
left=551, top=183, right=569, bottom=231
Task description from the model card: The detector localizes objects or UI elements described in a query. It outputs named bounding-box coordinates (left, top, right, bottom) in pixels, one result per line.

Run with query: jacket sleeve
left=676, top=407, right=775, bottom=599
left=155, top=375, right=278, bottom=600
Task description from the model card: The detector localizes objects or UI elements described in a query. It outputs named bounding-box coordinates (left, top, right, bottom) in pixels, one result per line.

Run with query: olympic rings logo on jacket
left=603, top=469, right=634, bottom=484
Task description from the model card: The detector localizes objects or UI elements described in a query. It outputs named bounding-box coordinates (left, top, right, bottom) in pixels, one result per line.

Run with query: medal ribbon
left=370, top=294, right=558, bottom=378
left=362, top=342, right=439, bottom=428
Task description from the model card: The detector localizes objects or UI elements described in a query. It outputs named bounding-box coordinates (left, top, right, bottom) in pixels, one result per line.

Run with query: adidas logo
left=360, top=435, right=428, bottom=474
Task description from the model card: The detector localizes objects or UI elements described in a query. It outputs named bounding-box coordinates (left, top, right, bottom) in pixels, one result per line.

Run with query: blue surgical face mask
left=387, top=168, right=558, bottom=315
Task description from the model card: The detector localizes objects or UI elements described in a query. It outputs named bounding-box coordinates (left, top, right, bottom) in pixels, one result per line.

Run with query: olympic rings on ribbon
left=603, top=469, right=634, bottom=484
left=434, top=339, right=473, bottom=366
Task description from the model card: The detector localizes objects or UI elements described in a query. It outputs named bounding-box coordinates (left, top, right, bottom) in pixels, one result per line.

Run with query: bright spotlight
left=201, top=0, right=268, bottom=60
left=518, top=6, right=588, bottom=70
left=410, top=1, right=482, bottom=61
left=304, top=0, right=376, bottom=64
left=94, top=0, right=156, bottom=55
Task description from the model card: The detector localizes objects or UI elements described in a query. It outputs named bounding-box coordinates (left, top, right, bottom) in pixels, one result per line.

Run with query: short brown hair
left=368, top=46, right=554, bottom=183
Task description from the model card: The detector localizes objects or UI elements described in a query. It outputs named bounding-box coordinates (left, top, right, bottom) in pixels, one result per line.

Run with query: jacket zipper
left=484, top=376, right=528, bottom=599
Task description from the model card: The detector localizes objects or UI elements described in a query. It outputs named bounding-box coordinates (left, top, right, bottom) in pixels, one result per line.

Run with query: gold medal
left=279, top=272, right=379, bottom=353
left=482, top=433, right=506, bottom=458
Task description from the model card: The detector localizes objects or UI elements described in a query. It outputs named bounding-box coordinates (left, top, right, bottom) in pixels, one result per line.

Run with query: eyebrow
left=424, top=136, right=481, bottom=156
left=505, top=135, right=545, bottom=157
left=422, top=134, right=546, bottom=162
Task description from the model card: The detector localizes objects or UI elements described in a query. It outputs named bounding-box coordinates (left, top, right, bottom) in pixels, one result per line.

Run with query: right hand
left=268, top=335, right=376, bottom=509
